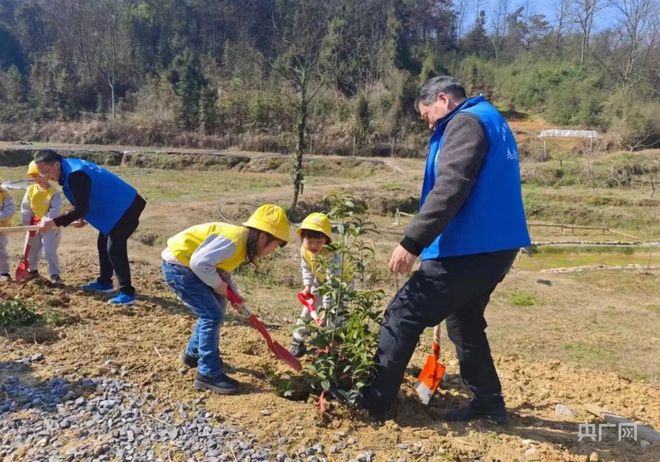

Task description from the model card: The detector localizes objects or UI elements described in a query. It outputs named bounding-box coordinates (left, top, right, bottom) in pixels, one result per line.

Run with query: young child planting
left=21, top=161, right=64, bottom=284
left=0, top=184, right=16, bottom=282
left=161, top=204, right=290, bottom=394
left=289, top=212, right=353, bottom=358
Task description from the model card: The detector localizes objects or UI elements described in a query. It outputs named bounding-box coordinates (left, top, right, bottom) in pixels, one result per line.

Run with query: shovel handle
left=0, top=225, right=40, bottom=233
left=432, top=324, right=441, bottom=358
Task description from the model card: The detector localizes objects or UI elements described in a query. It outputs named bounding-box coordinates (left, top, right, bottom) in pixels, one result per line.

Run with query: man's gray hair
left=414, top=76, right=467, bottom=113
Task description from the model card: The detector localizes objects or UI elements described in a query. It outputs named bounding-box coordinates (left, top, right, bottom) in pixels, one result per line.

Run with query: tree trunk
left=291, top=79, right=308, bottom=212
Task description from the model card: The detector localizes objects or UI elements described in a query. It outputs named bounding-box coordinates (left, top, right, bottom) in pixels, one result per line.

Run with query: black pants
left=361, top=250, right=518, bottom=414
left=97, top=195, right=146, bottom=296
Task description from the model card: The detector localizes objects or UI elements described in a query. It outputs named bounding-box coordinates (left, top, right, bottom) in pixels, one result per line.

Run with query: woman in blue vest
left=36, top=150, right=146, bottom=305
left=358, top=77, right=531, bottom=423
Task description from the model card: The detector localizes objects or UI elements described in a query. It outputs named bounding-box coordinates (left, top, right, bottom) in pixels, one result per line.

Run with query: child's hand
left=214, top=280, right=228, bottom=297
left=303, top=285, right=312, bottom=295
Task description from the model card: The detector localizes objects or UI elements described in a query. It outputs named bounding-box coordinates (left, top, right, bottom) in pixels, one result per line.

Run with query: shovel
left=297, top=292, right=323, bottom=326
left=15, top=218, right=39, bottom=283
left=224, top=285, right=302, bottom=372
left=414, top=324, right=446, bottom=405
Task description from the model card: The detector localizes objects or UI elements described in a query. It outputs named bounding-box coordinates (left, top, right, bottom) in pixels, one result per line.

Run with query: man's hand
left=302, top=285, right=312, bottom=295
left=213, top=279, right=228, bottom=297
left=388, top=244, right=417, bottom=274
left=72, top=219, right=87, bottom=228
left=38, top=218, right=57, bottom=233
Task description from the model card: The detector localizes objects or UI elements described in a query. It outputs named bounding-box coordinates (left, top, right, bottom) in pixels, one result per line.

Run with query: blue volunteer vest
left=419, top=95, right=530, bottom=260
left=60, top=158, right=137, bottom=235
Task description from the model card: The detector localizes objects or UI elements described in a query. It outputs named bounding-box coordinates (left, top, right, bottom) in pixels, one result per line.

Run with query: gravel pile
left=0, top=356, right=392, bottom=462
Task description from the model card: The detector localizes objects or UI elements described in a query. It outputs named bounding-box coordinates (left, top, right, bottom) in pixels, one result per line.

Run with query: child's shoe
left=49, top=274, right=64, bottom=286
left=194, top=373, right=239, bottom=394
left=24, top=270, right=39, bottom=281
left=289, top=339, right=307, bottom=358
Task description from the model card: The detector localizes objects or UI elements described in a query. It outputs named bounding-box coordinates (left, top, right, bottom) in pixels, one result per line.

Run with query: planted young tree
left=258, top=0, right=330, bottom=212
left=302, top=193, right=384, bottom=407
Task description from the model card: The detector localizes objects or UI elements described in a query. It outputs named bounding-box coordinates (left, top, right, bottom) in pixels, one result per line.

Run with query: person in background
left=35, top=150, right=146, bottom=305
left=0, top=183, right=16, bottom=282
left=21, top=161, right=64, bottom=285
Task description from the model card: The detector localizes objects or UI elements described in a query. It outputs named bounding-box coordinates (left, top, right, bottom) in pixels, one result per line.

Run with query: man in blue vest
left=35, top=150, right=146, bottom=305
left=359, top=76, right=530, bottom=423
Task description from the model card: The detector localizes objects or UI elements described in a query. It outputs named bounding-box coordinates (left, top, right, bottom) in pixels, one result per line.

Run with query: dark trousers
left=362, top=250, right=518, bottom=413
left=97, top=195, right=146, bottom=296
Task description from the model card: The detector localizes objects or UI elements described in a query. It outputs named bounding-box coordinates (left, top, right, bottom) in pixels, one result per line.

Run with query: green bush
left=604, top=89, right=659, bottom=150
left=510, top=290, right=536, bottom=307
left=0, top=299, right=41, bottom=327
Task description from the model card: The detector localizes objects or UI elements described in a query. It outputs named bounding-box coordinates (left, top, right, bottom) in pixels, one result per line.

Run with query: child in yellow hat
left=161, top=204, right=290, bottom=394
left=289, top=212, right=352, bottom=358
left=0, top=184, right=16, bottom=281
left=20, top=161, right=64, bottom=284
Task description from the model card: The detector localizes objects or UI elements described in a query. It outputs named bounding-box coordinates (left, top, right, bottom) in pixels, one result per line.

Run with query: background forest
left=0, top=0, right=658, bottom=156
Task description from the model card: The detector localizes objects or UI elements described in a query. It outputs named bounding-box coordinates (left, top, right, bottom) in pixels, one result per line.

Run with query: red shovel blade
left=225, top=284, right=302, bottom=372
left=248, top=314, right=302, bottom=371
left=15, top=229, right=37, bottom=283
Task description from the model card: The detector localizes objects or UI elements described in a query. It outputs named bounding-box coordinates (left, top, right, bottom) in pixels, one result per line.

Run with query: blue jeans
left=162, top=261, right=226, bottom=378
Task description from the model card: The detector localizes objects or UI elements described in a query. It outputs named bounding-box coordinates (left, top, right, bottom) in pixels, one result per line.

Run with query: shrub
left=0, top=299, right=41, bottom=327
left=510, top=290, right=536, bottom=307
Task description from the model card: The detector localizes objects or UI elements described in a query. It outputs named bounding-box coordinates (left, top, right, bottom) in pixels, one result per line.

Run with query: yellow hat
left=296, top=212, right=332, bottom=241
left=243, top=204, right=291, bottom=244
left=27, top=161, right=40, bottom=176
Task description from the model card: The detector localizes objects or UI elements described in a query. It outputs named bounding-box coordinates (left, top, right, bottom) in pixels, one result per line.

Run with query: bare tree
left=489, top=0, right=511, bottom=65
left=572, top=0, right=608, bottom=64
left=44, top=0, right=130, bottom=119
left=263, top=0, right=329, bottom=211
left=552, top=0, right=573, bottom=59
left=454, top=0, right=474, bottom=41
left=614, top=0, right=658, bottom=84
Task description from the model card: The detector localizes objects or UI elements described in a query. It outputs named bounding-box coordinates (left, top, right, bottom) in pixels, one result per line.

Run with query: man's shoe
left=108, top=293, right=135, bottom=305
left=194, top=373, right=239, bottom=394
left=444, top=402, right=508, bottom=424
left=81, top=281, right=114, bottom=293
left=0, top=273, right=11, bottom=282
left=50, top=274, right=64, bottom=286
left=289, top=340, right=307, bottom=358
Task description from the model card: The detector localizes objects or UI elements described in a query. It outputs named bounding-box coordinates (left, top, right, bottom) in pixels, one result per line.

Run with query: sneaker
left=49, top=274, right=64, bottom=286
left=444, top=400, right=508, bottom=424
left=289, top=340, right=307, bottom=358
left=0, top=273, right=11, bottom=282
left=194, top=373, right=239, bottom=394
left=180, top=350, right=225, bottom=369
left=107, top=293, right=135, bottom=305
left=81, top=280, right=114, bottom=293
left=24, top=270, right=39, bottom=281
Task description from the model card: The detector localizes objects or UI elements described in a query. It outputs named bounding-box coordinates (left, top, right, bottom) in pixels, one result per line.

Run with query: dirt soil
left=1, top=240, right=658, bottom=462
left=1, top=148, right=659, bottom=461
